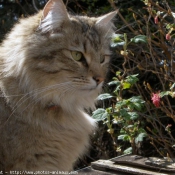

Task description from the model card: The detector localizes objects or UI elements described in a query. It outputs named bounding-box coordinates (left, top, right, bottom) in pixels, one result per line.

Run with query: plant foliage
left=93, top=73, right=147, bottom=154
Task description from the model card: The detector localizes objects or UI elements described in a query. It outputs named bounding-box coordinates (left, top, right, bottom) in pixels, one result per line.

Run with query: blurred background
left=0, top=0, right=144, bottom=41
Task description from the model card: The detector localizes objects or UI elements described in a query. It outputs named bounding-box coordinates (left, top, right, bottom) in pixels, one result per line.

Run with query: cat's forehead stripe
left=72, top=17, right=101, bottom=51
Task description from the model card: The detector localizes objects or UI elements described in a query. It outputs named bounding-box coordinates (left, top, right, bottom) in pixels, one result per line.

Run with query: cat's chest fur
left=0, top=101, right=96, bottom=171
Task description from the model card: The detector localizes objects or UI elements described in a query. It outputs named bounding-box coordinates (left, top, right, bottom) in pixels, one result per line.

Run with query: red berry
left=166, top=33, right=171, bottom=40
left=154, top=16, right=159, bottom=24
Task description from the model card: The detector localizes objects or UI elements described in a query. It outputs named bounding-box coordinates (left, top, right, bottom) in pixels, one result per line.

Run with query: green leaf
left=118, top=134, right=130, bottom=141
left=123, top=147, right=132, bottom=154
left=120, top=109, right=131, bottom=120
left=128, top=112, right=139, bottom=120
left=170, top=83, right=175, bottom=90
left=108, top=80, right=120, bottom=86
left=133, top=103, right=143, bottom=111
left=126, top=74, right=139, bottom=85
left=114, top=85, right=121, bottom=94
left=129, top=96, right=145, bottom=111
left=97, top=93, right=113, bottom=100
left=159, top=91, right=170, bottom=98
left=135, top=132, right=147, bottom=144
left=116, top=71, right=121, bottom=76
left=112, top=34, right=124, bottom=42
left=166, top=23, right=175, bottom=30
left=126, top=125, right=134, bottom=129
left=138, top=128, right=147, bottom=133
left=115, top=100, right=128, bottom=109
left=130, top=35, right=148, bottom=43
left=111, top=41, right=125, bottom=47
left=130, top=96, right=145, bottom=103
left=120, top=128, right=126, bottom=134
left=111, top=34, right=125, bottom=47
left=112, top=119, right=123, bottom=124
left=131, top=96, right=144, bottom=103
left=122, top=82, right=131, bottom=89
left=92, top=108, right=108, bottom=121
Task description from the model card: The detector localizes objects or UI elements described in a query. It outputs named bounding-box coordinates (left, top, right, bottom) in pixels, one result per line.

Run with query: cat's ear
left=96, top=11, right=117, bottom=29
left=38, top=0, right=69, bottom=33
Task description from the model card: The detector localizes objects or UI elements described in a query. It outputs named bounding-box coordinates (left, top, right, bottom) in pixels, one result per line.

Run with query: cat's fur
left=0, top=0, right=116, bottom=172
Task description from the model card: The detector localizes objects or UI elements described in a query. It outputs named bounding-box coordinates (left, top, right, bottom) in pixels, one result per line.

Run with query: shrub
left=92, top=72, right=147, bottom=155
left=93, top=0, right=175, bottom=158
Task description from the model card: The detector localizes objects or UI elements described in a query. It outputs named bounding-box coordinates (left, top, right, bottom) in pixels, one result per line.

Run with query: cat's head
left=2, top=0, right=117, bottom=112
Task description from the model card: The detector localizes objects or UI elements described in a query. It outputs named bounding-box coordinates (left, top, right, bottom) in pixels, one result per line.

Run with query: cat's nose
left=93, top=76, right=104, bottom=85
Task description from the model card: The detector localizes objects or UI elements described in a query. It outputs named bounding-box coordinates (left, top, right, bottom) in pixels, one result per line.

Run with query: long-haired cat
left=0, top=0, right=116, bottom=172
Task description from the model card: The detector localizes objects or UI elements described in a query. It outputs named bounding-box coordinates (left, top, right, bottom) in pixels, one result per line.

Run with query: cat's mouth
left=80, top=82, right=104, bottom=91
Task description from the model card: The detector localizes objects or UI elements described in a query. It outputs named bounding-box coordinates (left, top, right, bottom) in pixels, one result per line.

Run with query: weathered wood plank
left=77, top=155, right=175, bottom=174
left=91, top=159, right=171, bottom=175
left=77, top=166, right=125, bottom=175
left=112, top=155, right=175, bottom=172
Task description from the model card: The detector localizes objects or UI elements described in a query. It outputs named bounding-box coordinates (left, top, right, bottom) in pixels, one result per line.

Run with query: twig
left=108, top=0, right=137, bottom=34
left=16, top=0, right=28, bottom=15
left=32, top=0, right=39, bottom=12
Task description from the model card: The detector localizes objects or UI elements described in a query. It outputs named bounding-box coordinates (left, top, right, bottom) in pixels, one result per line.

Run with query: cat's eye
left=71, top=51, right=88, bottom=67
left=71, top=51, right=83, bottom=61
left=100, top=55, right=105, bottom=64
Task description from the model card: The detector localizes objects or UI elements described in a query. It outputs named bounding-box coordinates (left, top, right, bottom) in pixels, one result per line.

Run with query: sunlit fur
left=0, top=0, right=116, bottom=172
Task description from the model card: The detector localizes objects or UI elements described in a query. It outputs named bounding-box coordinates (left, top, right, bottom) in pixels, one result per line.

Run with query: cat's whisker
left=19, top=91, right=53, bottom=116
left=59, top=87, right=75, bottom=101
left=0, top=81, right=73, bottom=98
left=5, top=82, right=73, bottom=123
left=12, top=81, right=72, bottom=111
left=9, top=81, right=72, bottom=98
left=19, top=86, right=75, bottom=116
left=115, top=21, right=137, bottom=32
left=16, top=83, right=71, bottom=106
left=4, top=89, right=66, bottom=125
left=58, top=87, right=77, bottom=111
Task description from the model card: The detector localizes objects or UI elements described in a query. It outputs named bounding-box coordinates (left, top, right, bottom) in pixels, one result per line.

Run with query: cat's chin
left=44, top=85, right=102, bottom=113
left=64, top=84, right=103, bottom=111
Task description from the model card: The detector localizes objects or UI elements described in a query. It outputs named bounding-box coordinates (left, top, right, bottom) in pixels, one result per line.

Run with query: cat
left=0, top=0, right=116, bottom=173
